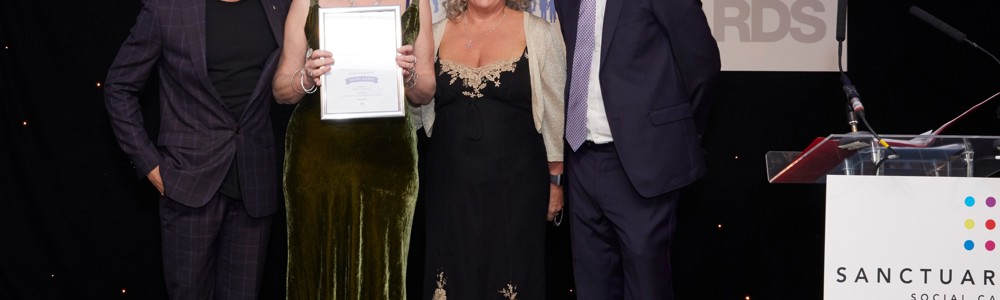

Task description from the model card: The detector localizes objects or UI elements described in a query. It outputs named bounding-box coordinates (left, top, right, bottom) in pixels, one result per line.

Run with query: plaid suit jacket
left=105, top=0, right=289, bottom=217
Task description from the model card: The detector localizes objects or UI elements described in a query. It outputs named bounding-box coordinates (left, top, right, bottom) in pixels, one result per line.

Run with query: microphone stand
left=835, top=0, right=899, bottom=172
left=845, top=105, right=860, bottom=133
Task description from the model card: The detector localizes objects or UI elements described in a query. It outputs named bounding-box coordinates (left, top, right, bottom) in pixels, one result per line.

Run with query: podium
left=766, top=134, right=1000, bottom=299
left=766, top=134, right=1000, bottom=183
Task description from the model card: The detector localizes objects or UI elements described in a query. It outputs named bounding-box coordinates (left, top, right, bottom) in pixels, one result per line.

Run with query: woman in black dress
left=419, top=0, right=566, bottom=298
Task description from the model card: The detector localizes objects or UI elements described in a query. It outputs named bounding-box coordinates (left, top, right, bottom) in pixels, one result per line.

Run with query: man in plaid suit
left=104, top=0, right=289, bottom=298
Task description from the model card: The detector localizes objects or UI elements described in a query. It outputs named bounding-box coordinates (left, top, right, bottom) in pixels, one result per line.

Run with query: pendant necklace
left=461, top=6, right=507, bottom=48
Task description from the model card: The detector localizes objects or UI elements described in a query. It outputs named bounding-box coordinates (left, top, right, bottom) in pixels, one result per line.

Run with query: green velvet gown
left=284, top=1, right=420, bottom=298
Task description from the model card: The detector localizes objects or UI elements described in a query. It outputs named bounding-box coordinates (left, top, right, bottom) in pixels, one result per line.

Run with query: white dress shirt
left=584, top=0, right=613, bottom=144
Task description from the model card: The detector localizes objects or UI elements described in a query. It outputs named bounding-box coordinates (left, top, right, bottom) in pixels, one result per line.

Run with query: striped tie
left=566, top=0, right=597, bottom=151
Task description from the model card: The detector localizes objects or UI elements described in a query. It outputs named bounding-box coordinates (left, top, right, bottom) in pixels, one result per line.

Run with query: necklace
left=348, top=0, right=381, bottom=7
left=460, top=6, right=507, bottom=48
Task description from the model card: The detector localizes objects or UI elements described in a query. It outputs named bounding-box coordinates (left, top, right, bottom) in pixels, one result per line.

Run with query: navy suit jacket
left=555, top=0, right=721, bottom=198
left=105, top=0, right=289, bottom=217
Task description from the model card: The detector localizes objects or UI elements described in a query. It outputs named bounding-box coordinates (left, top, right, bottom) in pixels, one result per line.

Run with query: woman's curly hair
left=442, top=0, right=532, bottom=21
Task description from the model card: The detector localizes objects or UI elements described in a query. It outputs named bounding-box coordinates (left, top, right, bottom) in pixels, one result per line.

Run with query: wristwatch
left=549, top=174, right=562, bottom=186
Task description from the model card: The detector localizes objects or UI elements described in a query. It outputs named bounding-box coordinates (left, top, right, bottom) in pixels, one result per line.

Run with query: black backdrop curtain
left=3, top=0, right=1000, bottom=299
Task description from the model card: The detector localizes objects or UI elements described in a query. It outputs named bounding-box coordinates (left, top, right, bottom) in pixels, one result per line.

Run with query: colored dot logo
left=961, top=196, right=995, bottom=252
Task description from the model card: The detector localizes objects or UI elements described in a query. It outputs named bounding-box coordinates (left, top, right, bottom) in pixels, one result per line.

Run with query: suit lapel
left=181, top=0, right=224, bottom=103
left=240, top=0, right=285, bottom=122
left=559, top=0, right=581, bottom=56
left=260, top=0, right=284, bottom=45
left=600, top=0, right=622, bottom=70
left=180, top=0, right=285, bottom=123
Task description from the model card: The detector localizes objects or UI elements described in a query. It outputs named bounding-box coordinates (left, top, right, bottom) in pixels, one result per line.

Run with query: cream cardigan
left=410, top=12, right=566, bottom=162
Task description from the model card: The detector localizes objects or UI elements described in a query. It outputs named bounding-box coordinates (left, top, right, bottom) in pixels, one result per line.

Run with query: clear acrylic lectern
left=766, top=134, right=1000, bottom=183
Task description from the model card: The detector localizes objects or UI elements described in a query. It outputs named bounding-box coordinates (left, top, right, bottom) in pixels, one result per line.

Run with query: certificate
left=317, top=6, right=404, bottom=120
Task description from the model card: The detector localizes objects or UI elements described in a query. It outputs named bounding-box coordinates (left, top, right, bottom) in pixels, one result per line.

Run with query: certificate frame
left=317, top=6, right=404, bottom=120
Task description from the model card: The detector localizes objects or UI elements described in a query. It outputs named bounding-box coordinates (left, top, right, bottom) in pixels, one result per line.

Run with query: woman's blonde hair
left=442, top=0, right=532, bottom=21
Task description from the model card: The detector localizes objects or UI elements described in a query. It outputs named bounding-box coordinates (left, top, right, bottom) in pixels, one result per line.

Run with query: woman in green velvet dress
left=272, top=0, right=435, bottom=298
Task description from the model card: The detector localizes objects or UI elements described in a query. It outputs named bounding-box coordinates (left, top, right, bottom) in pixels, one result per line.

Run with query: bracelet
left=404, top=71, right=417, bottom=89
left=299, top=68, right=317, bottom=94
left=290, top=70, right=305, bottom=94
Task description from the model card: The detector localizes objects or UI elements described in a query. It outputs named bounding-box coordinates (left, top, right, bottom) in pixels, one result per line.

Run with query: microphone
left=909, top=6, right=1000, bottom=67
left=835, top=0, right=856, bottom=131
left=828, top=2, right=900, bottom=160
left=909, top=6, right=967, bottom=43
left=909, top=6, right=1000, bottom=118
left=841, top=73, right=864, bottom=114
left=835, top=0, right=848, bottom=42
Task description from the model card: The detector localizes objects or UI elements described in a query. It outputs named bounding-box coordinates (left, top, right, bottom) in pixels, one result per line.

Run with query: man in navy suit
left=104, top=0, right=288, bottom=298
left=554, top=0, right=720, bottom=298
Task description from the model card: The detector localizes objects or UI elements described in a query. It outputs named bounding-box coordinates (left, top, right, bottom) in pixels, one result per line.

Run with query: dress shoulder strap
left=304, top=0, right=320, bottom=49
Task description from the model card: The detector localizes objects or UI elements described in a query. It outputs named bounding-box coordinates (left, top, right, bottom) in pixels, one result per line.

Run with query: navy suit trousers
left=568, top=142, right=679, bottom=300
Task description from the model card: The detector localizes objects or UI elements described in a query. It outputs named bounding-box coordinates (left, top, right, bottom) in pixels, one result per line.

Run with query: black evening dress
left=423, top=49, right=548, bottom=299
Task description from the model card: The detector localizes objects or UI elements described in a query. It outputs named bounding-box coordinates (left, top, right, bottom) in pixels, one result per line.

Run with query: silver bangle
left=290, top=71, right=304, bottom=94
left=404, top=71, right=417, bottom=89
left=300, top=68, right=317, bottom=94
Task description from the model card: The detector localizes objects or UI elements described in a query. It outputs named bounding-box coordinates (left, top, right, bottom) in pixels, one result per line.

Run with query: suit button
left=235, top=126, right=240, bottom=134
